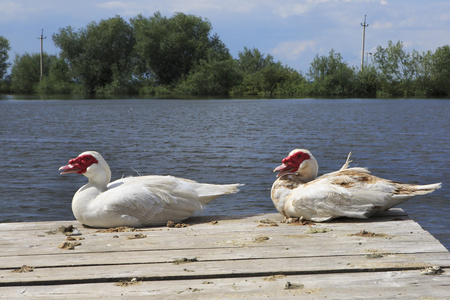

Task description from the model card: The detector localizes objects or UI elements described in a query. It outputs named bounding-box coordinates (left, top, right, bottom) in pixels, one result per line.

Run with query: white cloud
left=272, top=40, right=315, bottom=60
left=438, top=12, right=450, bottom=21
left=96, top=0, right=257, bottom=17
left=97, top=1, right=129, bottom=10
left=273, top=3, right=312, bottom=18
left=0, top=1, right=32, bottom=22
left=372, top=21, right=393, bottom=29
left=96, top=1, right=148, bottom=16
left=171, top=0, right=257, bottom=14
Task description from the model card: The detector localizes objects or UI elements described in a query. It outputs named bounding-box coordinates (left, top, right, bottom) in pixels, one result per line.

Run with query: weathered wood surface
left=0, top=209, right=449, bottom=299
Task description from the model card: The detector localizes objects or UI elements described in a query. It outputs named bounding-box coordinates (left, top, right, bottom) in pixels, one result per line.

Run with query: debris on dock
left=0, top=209, right=449, bottom=298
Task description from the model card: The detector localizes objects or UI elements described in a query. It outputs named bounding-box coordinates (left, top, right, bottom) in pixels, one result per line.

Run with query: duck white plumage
left=59, top=151, right=242, bottom=228
left=271, top=149, right=441, bottom=222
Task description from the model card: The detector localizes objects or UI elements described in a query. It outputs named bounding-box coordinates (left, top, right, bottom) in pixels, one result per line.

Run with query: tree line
left=0, top=12, right=449, bottom=98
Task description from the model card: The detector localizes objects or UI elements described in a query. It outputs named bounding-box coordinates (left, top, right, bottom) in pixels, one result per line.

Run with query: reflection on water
left=0, top=98, right=448, bottom=249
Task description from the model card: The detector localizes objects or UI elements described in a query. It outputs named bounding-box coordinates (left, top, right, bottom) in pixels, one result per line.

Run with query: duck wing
left=286, top=168, right=441, bottom=222
left=89, top=175, right=241, bottom=227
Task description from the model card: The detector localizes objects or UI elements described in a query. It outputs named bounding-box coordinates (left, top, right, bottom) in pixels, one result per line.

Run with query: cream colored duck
left=271, top=149, right=441, bottom=222
left=60, top=151, right=242, bottom=228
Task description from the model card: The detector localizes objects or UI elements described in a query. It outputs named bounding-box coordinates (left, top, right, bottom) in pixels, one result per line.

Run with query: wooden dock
left=0, top=208, right=449, bottom=299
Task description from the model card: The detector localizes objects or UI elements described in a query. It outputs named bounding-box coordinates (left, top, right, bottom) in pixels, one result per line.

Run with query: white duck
left=271, top=149, right=442, bottom=222
left=60, top=151, right=242, bottom=228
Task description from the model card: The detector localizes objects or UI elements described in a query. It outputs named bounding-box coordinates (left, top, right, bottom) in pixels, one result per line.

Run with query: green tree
left=410, top=50, right=434, bottom=97
left=354, top=64, right=378, bottom=97
left=237, top=47, right=273, bottom=74
left=132, top=12, right=225, bottom=85
left=430, top=45, right=450, bottom=96
left=53, top=16, right=135, bottom=94
left=307, top=49, right=355, bottom=96
left=0, top=36, right=11, bottom=80
left=373, top=41, right=416, bottom=82
left=10, top=53, right=55, bottom=93
left=373, top=41, right=420, bottom=97
left=232, top=47, right=305, bottom=97
left=271, top=68, right=307, bottom=97
left=258, top=63, right=298, bottom=96
left=36, top=57, right=74, bottom=94
left=177, top=51, right=241, bottom=96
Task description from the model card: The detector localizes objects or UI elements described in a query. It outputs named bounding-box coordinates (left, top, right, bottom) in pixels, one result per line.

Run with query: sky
left=1, top=0, right=450, bottom=74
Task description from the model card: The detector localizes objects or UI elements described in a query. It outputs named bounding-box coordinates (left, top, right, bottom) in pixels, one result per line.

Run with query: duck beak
left=273, top=164, right=287, bottom=172
left=274, top=163, right=295, bottom=178
left=59, top=164, right=81, bottom=174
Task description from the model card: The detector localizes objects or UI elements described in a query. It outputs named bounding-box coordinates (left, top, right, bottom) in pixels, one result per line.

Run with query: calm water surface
left=1, top=98, right=448, bottom=249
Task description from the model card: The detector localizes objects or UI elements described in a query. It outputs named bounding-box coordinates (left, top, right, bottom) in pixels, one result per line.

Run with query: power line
left=360, top=15, right=369, bottom=71
left=37, top=29, right=47, bottom=80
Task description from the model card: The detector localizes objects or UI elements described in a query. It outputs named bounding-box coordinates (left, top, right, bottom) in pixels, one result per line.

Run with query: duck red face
left=59, top=154, right=98, bottom=175
left=274, top=150, right=311, bottom=177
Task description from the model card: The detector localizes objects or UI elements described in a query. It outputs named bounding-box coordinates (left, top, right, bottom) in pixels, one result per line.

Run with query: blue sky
left=1, top=0, right=449, bottom=74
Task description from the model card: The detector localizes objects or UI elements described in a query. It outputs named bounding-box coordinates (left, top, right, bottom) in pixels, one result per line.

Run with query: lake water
left=1, top=97, right=448, bottom=249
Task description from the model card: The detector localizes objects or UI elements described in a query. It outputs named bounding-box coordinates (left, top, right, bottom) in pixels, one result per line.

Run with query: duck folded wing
left=272, top=150, right=441, bottom=223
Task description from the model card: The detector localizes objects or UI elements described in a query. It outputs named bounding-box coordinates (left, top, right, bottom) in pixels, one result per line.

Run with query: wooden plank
left=1, top=252, right=449, bottom=285
left=0, top=240, right=445, bottom=270
left=0, top=231, right=446, bottom=269
left=1, top=269, right=449, bottom=299
left=0, top=212, right=445, bottom=260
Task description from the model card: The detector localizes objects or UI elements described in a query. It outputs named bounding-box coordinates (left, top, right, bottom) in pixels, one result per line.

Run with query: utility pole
left=360, top=15, right=369, bottom=71
left=38, top=29, right=47, bottom=80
